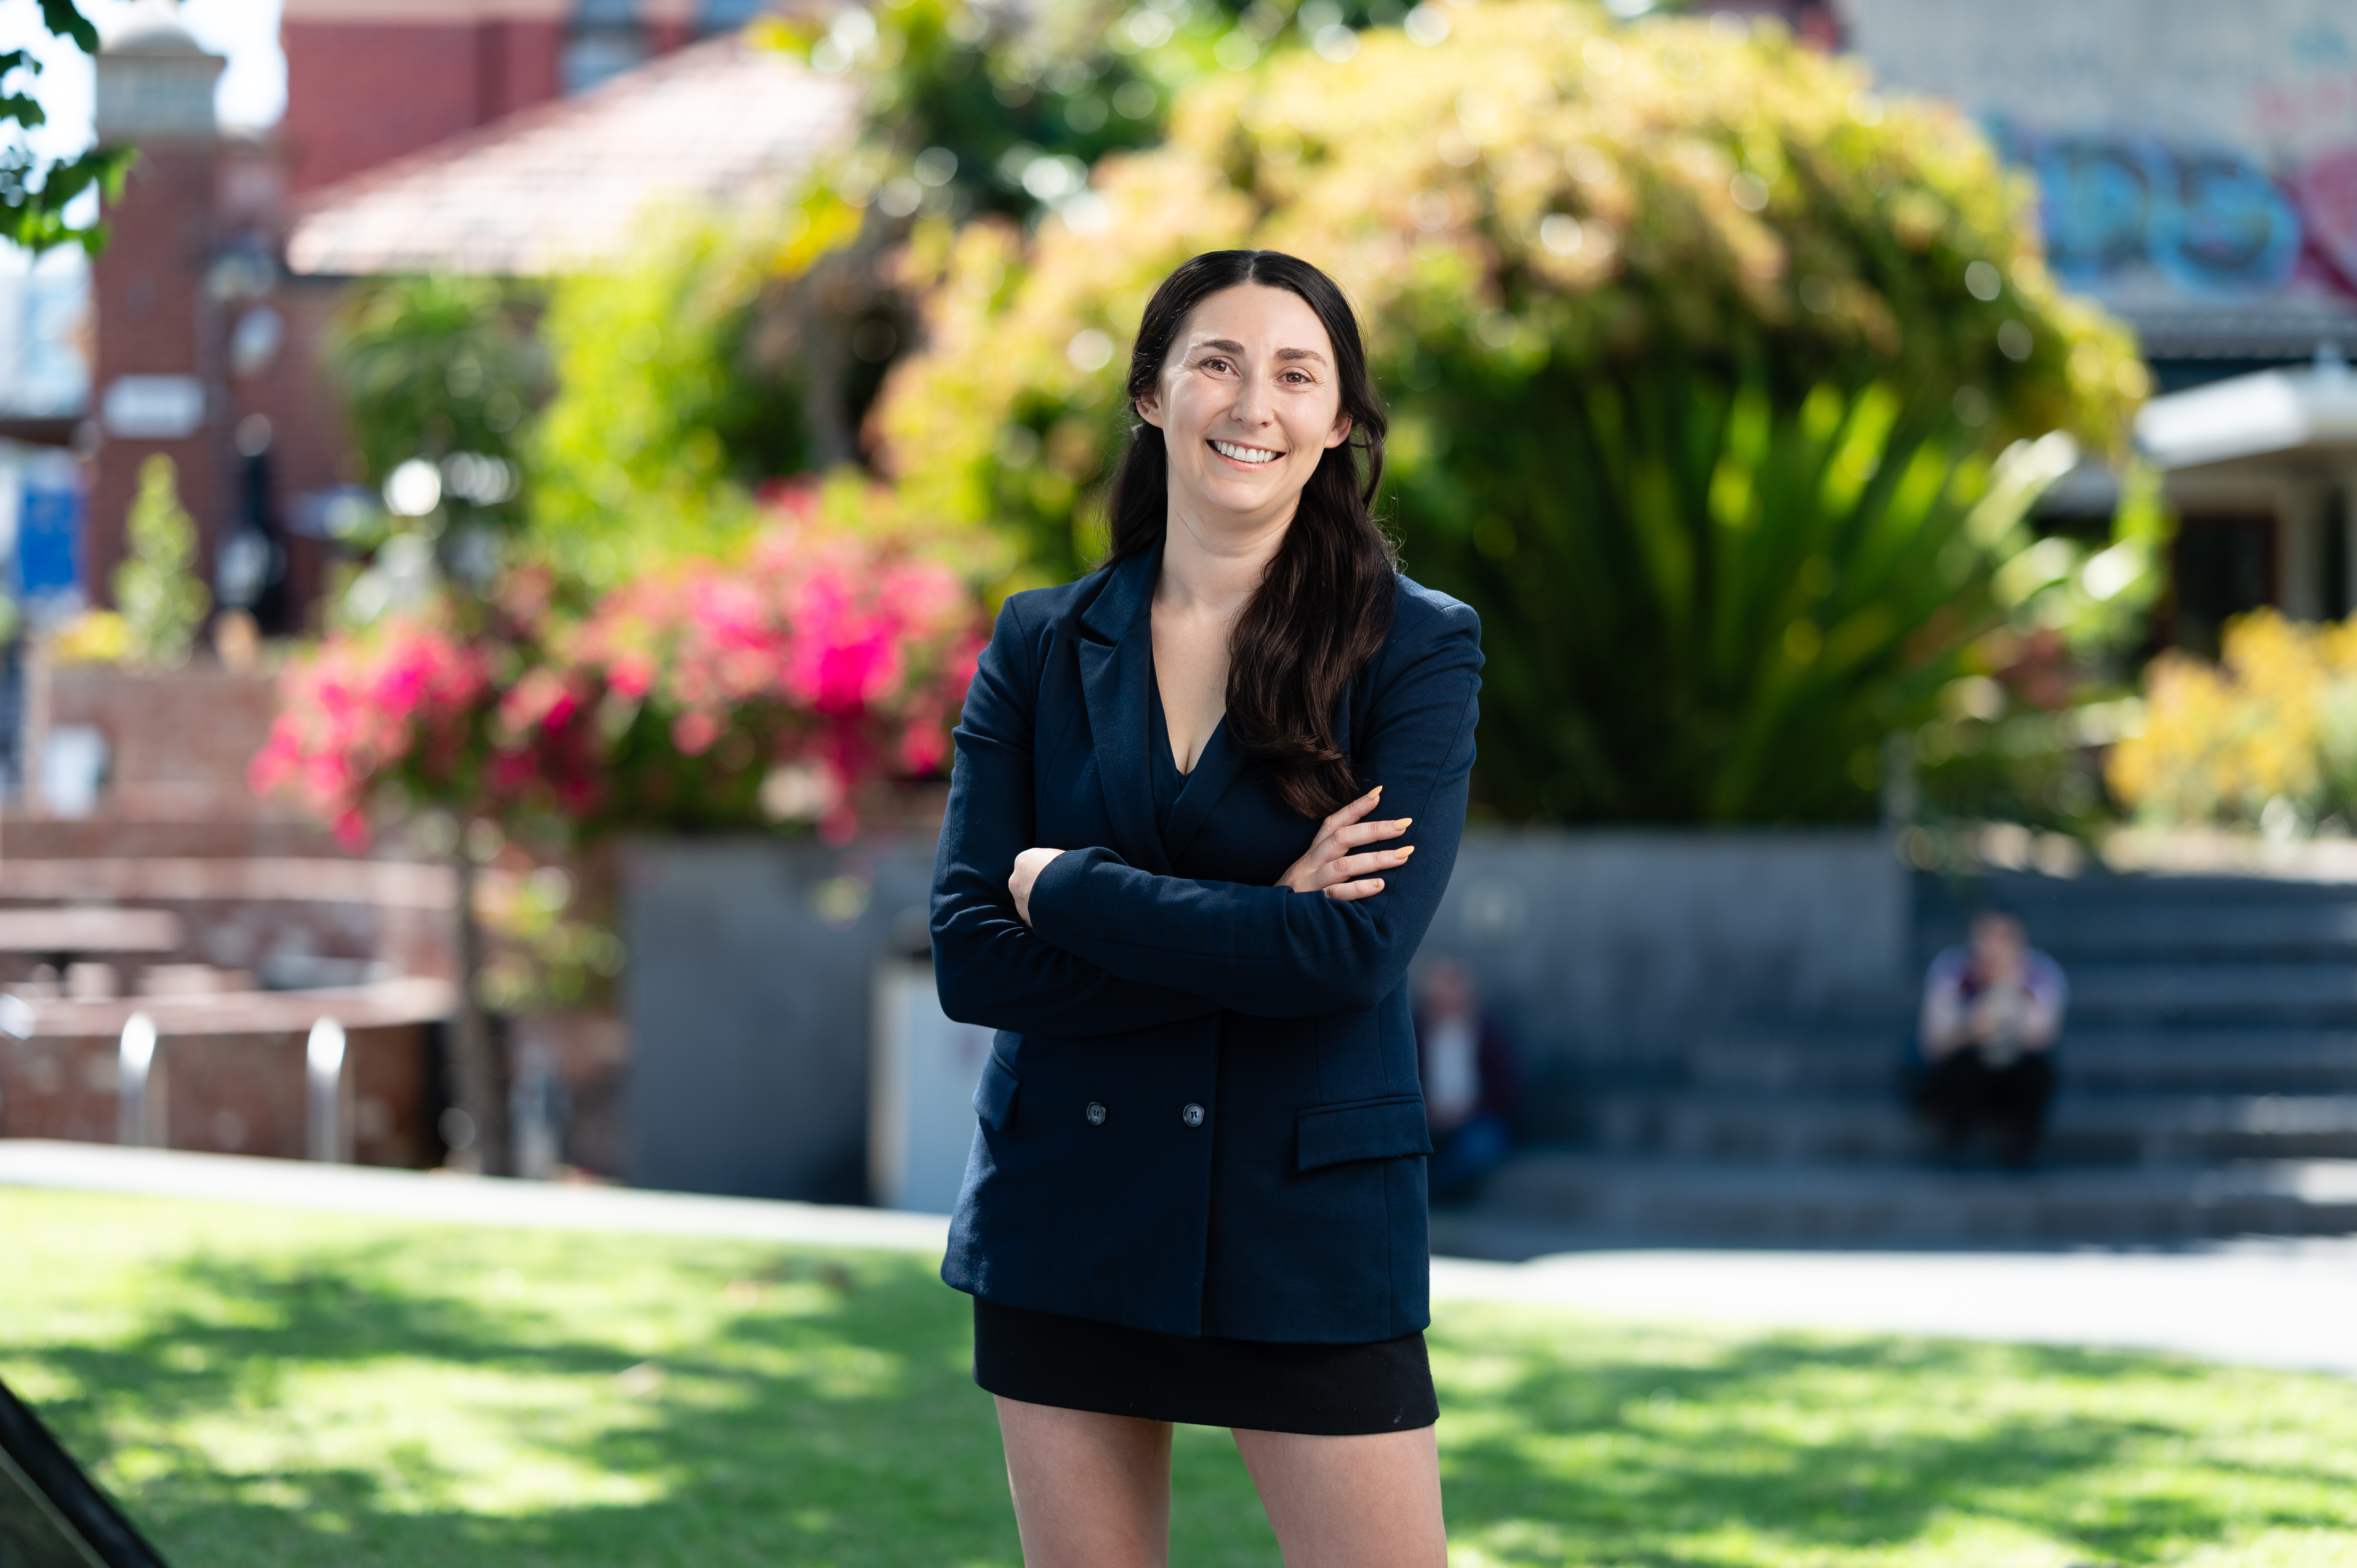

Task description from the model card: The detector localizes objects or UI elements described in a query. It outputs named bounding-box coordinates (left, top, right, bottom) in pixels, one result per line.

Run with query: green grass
left=3, top=1190, right=2355, bottom=1567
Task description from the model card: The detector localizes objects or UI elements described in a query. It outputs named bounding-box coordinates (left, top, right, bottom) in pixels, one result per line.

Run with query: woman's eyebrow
left=1188, top=338, right=1329, bottom=365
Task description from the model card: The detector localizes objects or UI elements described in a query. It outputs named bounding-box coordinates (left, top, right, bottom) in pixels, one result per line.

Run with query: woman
left=931, top=249, right=1482, bottom=1567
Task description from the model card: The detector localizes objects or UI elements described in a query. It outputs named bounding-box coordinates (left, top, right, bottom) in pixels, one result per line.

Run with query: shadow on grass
left=14, top=1208, right=2357, bottom=1568
left=1432, top=1314, right=2357, bottom=1566
left=12, top=1222, right=1290, bottom=1568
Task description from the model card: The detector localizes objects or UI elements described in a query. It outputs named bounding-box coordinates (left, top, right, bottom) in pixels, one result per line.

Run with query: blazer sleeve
left=931, top=598, right=1225, bottom=1037
left=1025, top=598, right=1482, bottom=1019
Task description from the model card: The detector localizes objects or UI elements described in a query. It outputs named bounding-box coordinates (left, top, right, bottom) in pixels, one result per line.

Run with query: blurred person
left=1413, top=959, right=1521, bottom=1202
left=933, top=250, right=1480, bottom=1567
left=1910, top=910, right=2067, bottom=1169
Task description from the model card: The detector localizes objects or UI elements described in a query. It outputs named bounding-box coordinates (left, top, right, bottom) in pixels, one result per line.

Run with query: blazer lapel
left=1076, top=547, right=1172, bottom=876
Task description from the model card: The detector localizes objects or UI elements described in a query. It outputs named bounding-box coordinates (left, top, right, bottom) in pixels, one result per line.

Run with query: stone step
left=1922, top=869, right=2357, bottom=911
left=1438, top=1151, right=2357, bottom=1251
left=1587, top=1092, right=2357, bottom=1165
left=1688, top=1031, right=2357, bottom=1094
left=1922, top=903, right=2357, bottom=961
left=2065, top=964, right=2357, bottom=1025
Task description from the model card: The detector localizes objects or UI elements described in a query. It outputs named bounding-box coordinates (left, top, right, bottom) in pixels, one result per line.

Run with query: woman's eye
left=1201, top=357, right=1232, bottom=373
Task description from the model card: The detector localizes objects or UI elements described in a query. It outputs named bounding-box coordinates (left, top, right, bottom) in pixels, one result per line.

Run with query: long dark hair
left=1104, top=250, right=1395, bottom=819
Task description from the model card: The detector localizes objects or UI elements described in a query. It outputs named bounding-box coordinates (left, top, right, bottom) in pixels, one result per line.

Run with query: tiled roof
left=285, top=33, right=859, bottom=277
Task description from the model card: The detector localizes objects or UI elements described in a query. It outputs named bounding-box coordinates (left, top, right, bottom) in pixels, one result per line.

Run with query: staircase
left=1432, top=868, right=2357, bottom=1255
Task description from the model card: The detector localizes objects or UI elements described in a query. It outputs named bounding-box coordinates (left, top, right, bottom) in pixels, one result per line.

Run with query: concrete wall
left=1422, top=830, right=1913, bottom=1083
left=622, top=828, right=1911, bottom=1201
left=623, top=835, right=937, bottom=1202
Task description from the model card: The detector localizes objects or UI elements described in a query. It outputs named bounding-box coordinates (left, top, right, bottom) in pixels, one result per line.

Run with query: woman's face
left=1136, top=283, right=1353, bottom=531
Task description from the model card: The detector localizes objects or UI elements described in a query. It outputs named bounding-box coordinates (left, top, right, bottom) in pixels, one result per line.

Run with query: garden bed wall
left=1427, top=828, right=1912, bottom=1082
left=621, top=828, right=1910, bottom=1202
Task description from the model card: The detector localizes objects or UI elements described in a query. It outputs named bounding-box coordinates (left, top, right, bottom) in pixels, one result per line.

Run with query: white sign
left=101, top=375, right=206, bottom=440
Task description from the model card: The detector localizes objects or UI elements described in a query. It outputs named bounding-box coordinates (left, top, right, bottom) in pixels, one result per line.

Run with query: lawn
left=2, top=1190, right=2354, bottom=1567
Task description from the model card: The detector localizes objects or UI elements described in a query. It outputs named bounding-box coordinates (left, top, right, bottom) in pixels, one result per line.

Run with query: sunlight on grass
left=3, top=1188, right=2355, bottom=1567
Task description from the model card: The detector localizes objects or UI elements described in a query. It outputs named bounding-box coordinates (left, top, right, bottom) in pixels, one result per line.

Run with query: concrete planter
left=622, top=835, right=938, bottom=1202
left=620, top=827, right=1907, bottom=1202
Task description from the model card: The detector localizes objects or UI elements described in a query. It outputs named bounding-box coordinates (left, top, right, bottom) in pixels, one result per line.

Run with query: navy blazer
left=931, top=541, right=1483, bottom=1343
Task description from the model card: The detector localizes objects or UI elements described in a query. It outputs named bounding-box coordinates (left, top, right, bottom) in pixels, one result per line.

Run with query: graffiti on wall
left=1994, top=127, right=2357, bottom=302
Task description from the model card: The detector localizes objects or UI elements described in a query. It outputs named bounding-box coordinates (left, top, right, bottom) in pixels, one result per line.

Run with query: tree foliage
left=876, top=0, right=2149, bottom=821
left=523, top=192, right=898, bottom=588
left=1, top=0, right=129, bottom=255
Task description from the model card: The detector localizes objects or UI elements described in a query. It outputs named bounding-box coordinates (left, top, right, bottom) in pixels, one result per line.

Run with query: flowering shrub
left=253, top=489, right=985, bottom=846
left=250, top=610, right=494, bottom=847
left=2108, top=609, right=2357, bottom=835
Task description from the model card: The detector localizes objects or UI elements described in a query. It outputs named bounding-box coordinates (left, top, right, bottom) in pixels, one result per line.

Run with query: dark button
left=1085, top=1102, right=1107, bottom=1126
left=1181, top=1103, right=1205, bottom=1127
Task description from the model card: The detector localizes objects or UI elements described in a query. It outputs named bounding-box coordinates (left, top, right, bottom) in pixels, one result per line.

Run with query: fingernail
left=1398, top=845, right=1415, bottom=856
left=1396, top=818, right=1412, bottom=827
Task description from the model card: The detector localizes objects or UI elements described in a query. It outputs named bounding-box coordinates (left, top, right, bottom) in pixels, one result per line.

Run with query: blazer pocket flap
left=1296, top=1095, right=1433, bottom=1171
left=973, top=1052, right=1020, bottom=1131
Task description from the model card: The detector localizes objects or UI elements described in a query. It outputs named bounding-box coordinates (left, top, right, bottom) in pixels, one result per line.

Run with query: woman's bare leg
left=1231, top=1425, right=1447, bottom=1568
left=993, top=1396, right=1174, bottom=1568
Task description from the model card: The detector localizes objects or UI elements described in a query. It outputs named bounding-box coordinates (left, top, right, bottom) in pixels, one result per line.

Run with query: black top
left=1147, top=660, right=1229, bottom=843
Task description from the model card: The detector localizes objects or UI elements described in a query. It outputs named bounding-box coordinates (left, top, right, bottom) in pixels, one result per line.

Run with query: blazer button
left=1086, top=1102, right=1107, bottom=1126
left=1181, top=1103, right=1205, bottom=1127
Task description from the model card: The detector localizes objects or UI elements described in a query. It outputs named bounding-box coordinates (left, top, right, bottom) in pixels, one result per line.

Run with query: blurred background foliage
left=325, top=276, right=546, bottom=602
left=320, top=0, right=2166, bottom=830
left=873, top=0, right=2155, bottom=822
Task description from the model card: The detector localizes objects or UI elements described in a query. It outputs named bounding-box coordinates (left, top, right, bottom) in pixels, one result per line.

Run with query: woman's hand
left=1278, top=786, right=1413, bottom=901
left=1009, top=847, right=1065, bottom=925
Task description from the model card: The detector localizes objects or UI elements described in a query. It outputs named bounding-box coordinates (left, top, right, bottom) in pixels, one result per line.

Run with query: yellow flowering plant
left=2110, top=609, right=2357, bottom=835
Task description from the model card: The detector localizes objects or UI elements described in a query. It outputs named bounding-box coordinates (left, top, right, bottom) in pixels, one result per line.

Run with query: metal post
left=117, top=1012, right=157, bottom=1147
left=305, top=1017, right=348, bottom=1162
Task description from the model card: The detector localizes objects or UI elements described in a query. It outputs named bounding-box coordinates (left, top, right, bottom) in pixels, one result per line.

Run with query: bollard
left=117, top=1012, right=158, bottom=1148
left=305, top=1017, right=350, bottom=1163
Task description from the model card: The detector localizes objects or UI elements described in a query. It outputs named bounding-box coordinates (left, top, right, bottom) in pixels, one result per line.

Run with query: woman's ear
left=1135, top=389, right=1164, bottom=429
left=1323, top=412, right=1353, bottom=450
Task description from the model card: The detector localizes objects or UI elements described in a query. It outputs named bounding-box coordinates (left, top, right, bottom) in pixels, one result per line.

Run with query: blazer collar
left=1076, top=542, right=1172, bottom=875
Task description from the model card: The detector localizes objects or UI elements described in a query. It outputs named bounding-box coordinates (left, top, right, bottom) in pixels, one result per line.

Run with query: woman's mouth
left=1210, top=439, right=1283, bottom=465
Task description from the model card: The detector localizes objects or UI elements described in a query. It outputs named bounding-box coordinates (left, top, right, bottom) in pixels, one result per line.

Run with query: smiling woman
left=930, top=251, right=1482, bottom=1567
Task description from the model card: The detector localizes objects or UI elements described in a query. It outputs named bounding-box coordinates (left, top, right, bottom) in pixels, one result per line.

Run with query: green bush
left=113, top=455, right=209, bottom=667
left=874, top=0, right=2144, bottom=821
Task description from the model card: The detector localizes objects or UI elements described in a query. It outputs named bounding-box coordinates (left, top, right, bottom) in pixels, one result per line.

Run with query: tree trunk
left=446, top=853, right=508, bottom=1174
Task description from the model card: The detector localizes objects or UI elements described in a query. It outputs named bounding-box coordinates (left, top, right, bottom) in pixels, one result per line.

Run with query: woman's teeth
left=1211, top=440, right=1281, bottom=464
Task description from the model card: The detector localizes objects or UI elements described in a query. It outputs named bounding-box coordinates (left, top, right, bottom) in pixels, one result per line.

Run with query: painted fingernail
left=1396, top=818, right=1413, bottom=827
left=1397, top=845, right=1415, bottom=857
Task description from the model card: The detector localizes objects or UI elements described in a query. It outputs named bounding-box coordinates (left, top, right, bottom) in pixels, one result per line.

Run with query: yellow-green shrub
left=2110, top=609, right=2357, bottom=833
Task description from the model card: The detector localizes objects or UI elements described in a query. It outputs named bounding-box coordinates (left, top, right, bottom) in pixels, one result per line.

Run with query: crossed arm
left=930, top=597, right=1482, bottom=1033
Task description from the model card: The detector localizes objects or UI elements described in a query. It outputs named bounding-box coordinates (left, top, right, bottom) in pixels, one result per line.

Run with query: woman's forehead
left=1173, top=283, right=1333, bottom=358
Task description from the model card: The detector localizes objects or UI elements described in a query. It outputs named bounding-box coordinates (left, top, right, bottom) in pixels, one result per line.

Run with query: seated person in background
left=1911, top=910, right=2067, bottom=1169
left=1414, top=959, right=1523, bottom=1202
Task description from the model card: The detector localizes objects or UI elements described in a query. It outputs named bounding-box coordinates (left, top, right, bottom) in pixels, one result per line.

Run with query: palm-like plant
left=1392, top=364, right=2054, bottom=822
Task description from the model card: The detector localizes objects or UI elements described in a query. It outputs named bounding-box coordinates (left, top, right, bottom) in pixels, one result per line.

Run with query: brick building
left=277, top=0, right=773, bottom=196
left=73, top=0, right=787, bottom=625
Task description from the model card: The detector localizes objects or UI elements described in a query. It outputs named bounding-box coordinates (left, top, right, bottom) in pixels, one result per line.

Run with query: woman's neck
left=1156, top=489, right=1292, bottom=620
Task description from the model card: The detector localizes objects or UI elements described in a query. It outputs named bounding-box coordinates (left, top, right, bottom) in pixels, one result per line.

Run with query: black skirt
left=972, top=1298, right=1438, bottom=1436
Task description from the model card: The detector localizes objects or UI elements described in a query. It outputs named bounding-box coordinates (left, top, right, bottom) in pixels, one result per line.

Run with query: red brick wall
left=282, top=20, right=568, bottom=194
left=88, top=143, right=227, bottom=607
left=0, top=1023, right=435, bottom=1165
